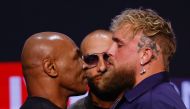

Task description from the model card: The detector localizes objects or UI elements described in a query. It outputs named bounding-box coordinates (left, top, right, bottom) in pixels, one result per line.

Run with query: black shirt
left=20, top=97, right=62, bottom=109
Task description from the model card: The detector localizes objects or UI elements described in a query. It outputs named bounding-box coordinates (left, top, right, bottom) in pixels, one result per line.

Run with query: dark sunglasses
left=82, top=52, right=110, bottom=68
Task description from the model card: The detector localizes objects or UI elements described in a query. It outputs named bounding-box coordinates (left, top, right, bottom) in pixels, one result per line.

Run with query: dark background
left=1, top=0, right=189, bottom=77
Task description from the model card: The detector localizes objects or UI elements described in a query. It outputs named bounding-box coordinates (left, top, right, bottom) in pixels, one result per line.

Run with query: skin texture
left=81, top=30, right=123, bottom=108
left=21, top=32, right=87, bottom=109
left=102, top=23, right=165, bottom=92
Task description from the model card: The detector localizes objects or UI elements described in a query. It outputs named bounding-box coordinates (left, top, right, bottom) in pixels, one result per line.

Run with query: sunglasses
left=82, top=52, right=110, bottom=68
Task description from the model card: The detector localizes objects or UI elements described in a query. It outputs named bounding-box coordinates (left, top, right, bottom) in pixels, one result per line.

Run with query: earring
left=140, top=61, right=146, bottom=75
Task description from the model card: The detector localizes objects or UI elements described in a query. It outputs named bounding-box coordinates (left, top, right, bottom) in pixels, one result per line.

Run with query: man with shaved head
left=69, top=30, right=124, bottom=109
left=20, top=32, right=87, bottom=109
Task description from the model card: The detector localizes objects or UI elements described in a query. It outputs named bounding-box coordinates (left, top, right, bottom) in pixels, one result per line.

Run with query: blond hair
left=110, top=8, right=176, bottom=70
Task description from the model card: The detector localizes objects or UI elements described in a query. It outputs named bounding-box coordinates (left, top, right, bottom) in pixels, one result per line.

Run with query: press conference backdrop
left=0, top=62, right=190, bottom=109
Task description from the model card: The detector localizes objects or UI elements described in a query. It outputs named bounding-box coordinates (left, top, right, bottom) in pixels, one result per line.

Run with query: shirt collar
left=124, top=72, right=170, bottom=102
left=84, top=93, right=93, bottom=108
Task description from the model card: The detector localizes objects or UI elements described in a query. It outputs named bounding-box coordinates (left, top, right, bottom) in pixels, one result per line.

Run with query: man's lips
left=94, top=75, right=102, bottom=81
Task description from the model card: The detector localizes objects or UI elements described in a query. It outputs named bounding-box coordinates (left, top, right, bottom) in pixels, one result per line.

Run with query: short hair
left=110, top=8, right=176, bottom=69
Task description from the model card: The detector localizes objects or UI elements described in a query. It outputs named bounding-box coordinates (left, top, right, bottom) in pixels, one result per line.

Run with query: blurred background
left=0, top=0, right=190, bottom=109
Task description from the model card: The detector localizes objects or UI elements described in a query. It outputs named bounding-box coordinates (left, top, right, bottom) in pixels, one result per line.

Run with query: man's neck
left=135, top=69, right=166, bottom=86
left=30, top=85, right=68, bottom=109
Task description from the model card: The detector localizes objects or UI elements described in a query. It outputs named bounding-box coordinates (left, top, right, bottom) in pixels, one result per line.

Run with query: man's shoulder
left=20, top=97, right=61, bottom=109
left=68, top=97, right=86, bottom=109
left=151, top=82, right=181, bottom=99
left=137, top=82, right=186, bottom=109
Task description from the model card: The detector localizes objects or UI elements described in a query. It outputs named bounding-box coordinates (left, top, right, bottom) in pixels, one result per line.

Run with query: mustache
left=87, top=73, right=103, bottom=80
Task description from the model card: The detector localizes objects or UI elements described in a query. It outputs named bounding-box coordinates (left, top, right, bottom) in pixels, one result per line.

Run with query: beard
left=88, top=76, right=119, bottom=101
left=87, top=64, right=135, bottom=101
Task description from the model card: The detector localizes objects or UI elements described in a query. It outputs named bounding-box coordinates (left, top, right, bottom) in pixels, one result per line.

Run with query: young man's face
left=103, top=25, right=144, bottom=91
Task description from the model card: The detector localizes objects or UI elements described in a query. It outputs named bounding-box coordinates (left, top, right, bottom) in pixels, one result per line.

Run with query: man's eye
left=117, top=43, right=123, bottom=48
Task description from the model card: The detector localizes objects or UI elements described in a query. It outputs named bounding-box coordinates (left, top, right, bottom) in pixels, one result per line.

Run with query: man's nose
left=107, top=42, right=117, bottom=57
left=97, top=58, right=107, bottom=73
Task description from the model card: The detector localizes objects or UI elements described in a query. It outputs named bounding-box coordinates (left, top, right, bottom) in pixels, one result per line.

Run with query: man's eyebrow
left=112, top=36, right=124, bottom=43
left=112, top=37, right=120, bottom=42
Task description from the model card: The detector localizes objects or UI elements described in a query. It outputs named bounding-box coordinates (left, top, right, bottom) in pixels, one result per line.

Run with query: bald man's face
left=56, top=40, right=87, bottom=95
left=81, top=32, right=115, bottom=99
left=21, top=32, right=87, bottom=98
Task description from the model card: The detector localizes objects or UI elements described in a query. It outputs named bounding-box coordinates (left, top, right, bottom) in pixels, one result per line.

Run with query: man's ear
left=140, top=48, right=154, bottom=65
left=42, top=57, right=58, bottom=77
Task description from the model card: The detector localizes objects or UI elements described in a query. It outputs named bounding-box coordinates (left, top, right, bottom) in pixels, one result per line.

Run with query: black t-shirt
left=20, top=97, right=62, bottom=109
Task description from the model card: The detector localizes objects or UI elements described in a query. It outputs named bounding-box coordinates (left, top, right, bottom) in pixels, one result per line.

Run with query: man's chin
left=71, top=86, right=88, bottom=96
left=93, top=78, right=102, bottom=85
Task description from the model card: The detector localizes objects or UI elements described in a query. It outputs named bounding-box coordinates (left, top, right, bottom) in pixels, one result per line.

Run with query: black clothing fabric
left=20, top=97, right=62, bottom=109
